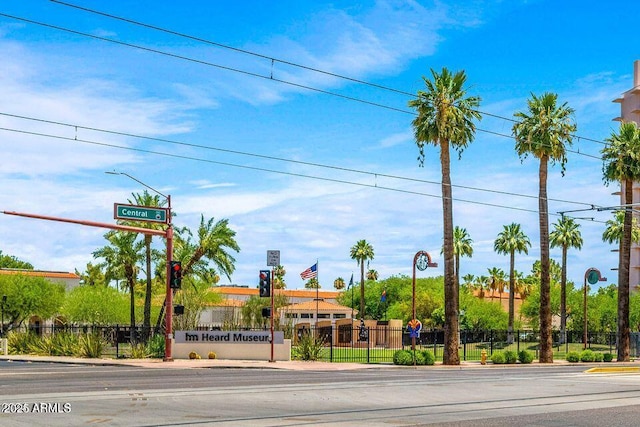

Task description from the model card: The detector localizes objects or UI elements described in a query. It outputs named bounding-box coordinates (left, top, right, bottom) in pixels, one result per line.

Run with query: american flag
left=300, top=263, right=318, bottom=280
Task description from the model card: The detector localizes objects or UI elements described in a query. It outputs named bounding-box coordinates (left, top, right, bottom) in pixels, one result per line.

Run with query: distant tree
left=0, top=250, right=33, bottom=269
left=409, top=68, right=481, bottom=365
left=452, top=226, right=474, bottom=287
left=513, top=92, right=576, bottom=362
left=75, top=262, right=106, bottom=287
left=487, top=267, right=506, bottom=299
left=366, top=269, right=379, bottom=281
left=61, top=285, right=129, bottom=325
left=333, top=277, right=345, bottom=290
left=305, top=278, right=320, bottom=289
left=550, top=216, right=583, bottom=344
left=93, top=231, right=144, bottom=332
left=0, top=274, right=64, bottom=331
left=494, top=222, right=531, bottom=343
left=350, top=239, right=374, bottom=319
left=273, top=265, right=287, bottom=289
left=602, top=210, right=640, bottom=245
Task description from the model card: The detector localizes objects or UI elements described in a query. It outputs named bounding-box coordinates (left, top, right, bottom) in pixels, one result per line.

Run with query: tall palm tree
left=550, top=216, right=583, bottom=344
left=273, top=265, right=287, bottom=289
left=461, top=273, right=475, bottom=293
left=494, top=223, right=531, bottom=343
left=512, top=92, right=576, bottom=363
left=333, top=277, right=345, bottom=290
left=473, top=275, right=489, bottom=298
left=350, top=239, right=374, bottom=320
left=408, top=68, right=481, bottom=365
left=602, top=121, right=640, bottom=362
left=452, top=226, right=474, bottom=288
left=603, top=210, right=640, bottom=245
left=93, top=231, right=144, bottom=332
left=366, top=269, right=379, bottom=281
left=124, top=190, right=167, bottom=340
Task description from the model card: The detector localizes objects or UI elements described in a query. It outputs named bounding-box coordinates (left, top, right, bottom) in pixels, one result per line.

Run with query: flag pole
left=315, top=259, right=319, bottom=328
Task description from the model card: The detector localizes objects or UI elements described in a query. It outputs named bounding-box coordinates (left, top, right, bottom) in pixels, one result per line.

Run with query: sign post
left=412, top=251, right=437, bottom=353
left=583, top=268, right=607, bottom=349
left=266, top=250, right=280, bottom=363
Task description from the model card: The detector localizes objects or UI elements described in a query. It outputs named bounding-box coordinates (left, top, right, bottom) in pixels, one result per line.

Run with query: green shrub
left=566, top=351, right=581, bottom=363
left=603, top=353, right=614, bottom=362
left=51, top=332, right=79, bottom=356
left=580, top=349, right=595, bottom=362
left=421, top=350, right=435, bottom=366
left=130, top=343, right=150, bottom=359
left=7, top=331, right=39, bottom=355
left=393, top=350, right=414, bottom=365
left=146, top=334, right=165, bottom=359
left=28, top=335, right=55, bottom=355
left=503, top=350, right=517, bottom=364
left=414, top=351, right=426, bottom=365
left=518, top=350, right=534, bottom=364
left=491, top=352, right=506, bottom=364
left=593, top=352, right=604, bottom=362
left=293, top=333, right=326, bottom=361
left=75, top=333, right=105, bottom=358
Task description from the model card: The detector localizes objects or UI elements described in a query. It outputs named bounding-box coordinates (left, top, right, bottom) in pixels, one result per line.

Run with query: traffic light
left=261, top=307, right=271, bottom=318
left=174, top=304, right=184, bottom=315
left=259, top=270, right=271, bottom=297
left=170, top=261, right=182, bottom=289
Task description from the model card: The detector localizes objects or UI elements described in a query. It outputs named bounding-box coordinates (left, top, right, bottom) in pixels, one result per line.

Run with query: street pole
left=1, top=295, right=6, bottom=337
left=583, top=271, right=588, bottom=350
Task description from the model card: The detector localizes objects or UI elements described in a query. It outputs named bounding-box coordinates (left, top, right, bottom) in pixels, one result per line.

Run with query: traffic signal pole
left=270, top=268, right=275, bottom=363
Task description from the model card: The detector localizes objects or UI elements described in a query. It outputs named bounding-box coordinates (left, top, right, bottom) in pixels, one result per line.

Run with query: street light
left=583, top=268, right=607, bottom=350
left=106, top=171, right=174, bottom=361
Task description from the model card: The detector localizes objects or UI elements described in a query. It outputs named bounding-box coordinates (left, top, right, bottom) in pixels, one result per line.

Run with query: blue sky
left=0, top=0, right=638, bottom=290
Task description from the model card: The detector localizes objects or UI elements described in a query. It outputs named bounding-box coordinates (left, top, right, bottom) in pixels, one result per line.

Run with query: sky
left=0, top=0, right=638, bottom=291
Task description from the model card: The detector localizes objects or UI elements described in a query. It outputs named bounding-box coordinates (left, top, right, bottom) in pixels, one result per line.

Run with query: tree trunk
left=441, top=139, right=459, bottom=365
left=618, top=179, right=632, bottom=362
left=560, top=245, right=567, bottom=345
left=538, top=156, right=553, bottom=363
left=508, top=251, right=515, bottom=344
left=359, top=261, right=365, bottom=319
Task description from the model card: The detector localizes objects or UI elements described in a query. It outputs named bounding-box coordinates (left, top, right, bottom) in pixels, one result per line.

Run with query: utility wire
left=0, top=111, right=599, bottom=208
left=0, top=125, right=582, bottom=217
left=48, top=0, right=614, bottom=147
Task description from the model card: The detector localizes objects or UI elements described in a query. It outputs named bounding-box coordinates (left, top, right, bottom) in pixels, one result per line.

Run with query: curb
left=585, top=366, right=640, bottom=374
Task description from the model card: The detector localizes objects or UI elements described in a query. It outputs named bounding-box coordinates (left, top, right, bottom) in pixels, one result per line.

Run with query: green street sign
left=114, top=203, right=169, bottom=224
left=587, top=269, right=601, bottom=285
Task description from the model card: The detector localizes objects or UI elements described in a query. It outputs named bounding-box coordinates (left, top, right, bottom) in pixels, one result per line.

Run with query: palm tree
left=366, top=269, right=379, bottom=281
left=473, top=275, right=489, bottom=298
left=273, top=265, right=287, bottom=289
left=452, top=226, right=474, bottom=288
left=494, top=223, right=531, bottom=343
left=487, top=267, right=506, bottom=300
left=124, top=190, right=167, bottom=340
left=461, top=273, right=475, bottom=293
left=512, top=92, right=576, bottom=363
left=350, top=239, right=374, bottom=320
left=93, top=231, right=144, bottom=333
left=333, top=277, right=345, bottom=290
left=603, top=210, right=640, bottom=245
left=550, top=216, right=583, bottom=344
left=408, top=68, right=481, bottom=365
left=305, top=278, right=320, bottom=289
left=602, top=121, right=640, bottom=362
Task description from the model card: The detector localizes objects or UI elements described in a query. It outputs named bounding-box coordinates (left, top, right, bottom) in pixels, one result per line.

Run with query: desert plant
left=208, top=351, right=217, bottom=359
left=28, top=334, right=55, bottom=356
left=188, top=351, right=200, bottom=360
left=294, top=333, right=326, bottom=361
left=518, top=350, right=534, bottom=364
left=503, top=350, right=517, bottom=364
left=50, top=332, right=79, bottom=356
left=491, top=352, right=506, bottom=364
left=146, top=334, right=165, bottom=359
left=75, top=333, right=105, bottom=358
left=566, top=351, right=581, bottom=363
left=7, top=331, right=39, bottom=355
left=130, top=343, right=150, bottom=359
left=580, top=349, right=596, bottom=362
left=393, top=350, right=414, bottom=365
left=603, top=353, right=614, bottom=362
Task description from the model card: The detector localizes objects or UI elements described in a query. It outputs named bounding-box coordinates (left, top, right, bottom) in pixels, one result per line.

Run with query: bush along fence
left=293, top=326, right=639, bottom=364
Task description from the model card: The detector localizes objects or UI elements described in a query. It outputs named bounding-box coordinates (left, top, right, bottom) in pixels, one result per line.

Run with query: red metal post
left=164, top=195, right=173, bottom=361
left=270, top=268, right=275, bottom=363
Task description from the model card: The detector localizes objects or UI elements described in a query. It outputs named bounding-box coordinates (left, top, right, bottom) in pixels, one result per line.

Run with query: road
left=0, top=361, right=639, bottom=426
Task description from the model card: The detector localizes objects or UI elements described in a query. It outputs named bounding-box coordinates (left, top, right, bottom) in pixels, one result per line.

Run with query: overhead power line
left=0, top=111, right=599, bottom=208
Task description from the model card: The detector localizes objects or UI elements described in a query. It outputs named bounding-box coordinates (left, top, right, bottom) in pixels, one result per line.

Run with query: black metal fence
left=7, top=324, right=640, bottom=363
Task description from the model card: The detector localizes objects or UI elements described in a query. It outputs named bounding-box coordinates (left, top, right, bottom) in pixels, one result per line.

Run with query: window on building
left=317, top=313, right=330, bottom=319
left=333, top=313, right=346, bottom=319
left=301, top=313, right=313, bottom=319
left=285, top=313, right=298, bottom=319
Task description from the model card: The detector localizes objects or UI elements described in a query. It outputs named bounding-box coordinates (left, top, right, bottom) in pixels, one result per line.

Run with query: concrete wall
left=173, top=339, right=291, bottom=361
